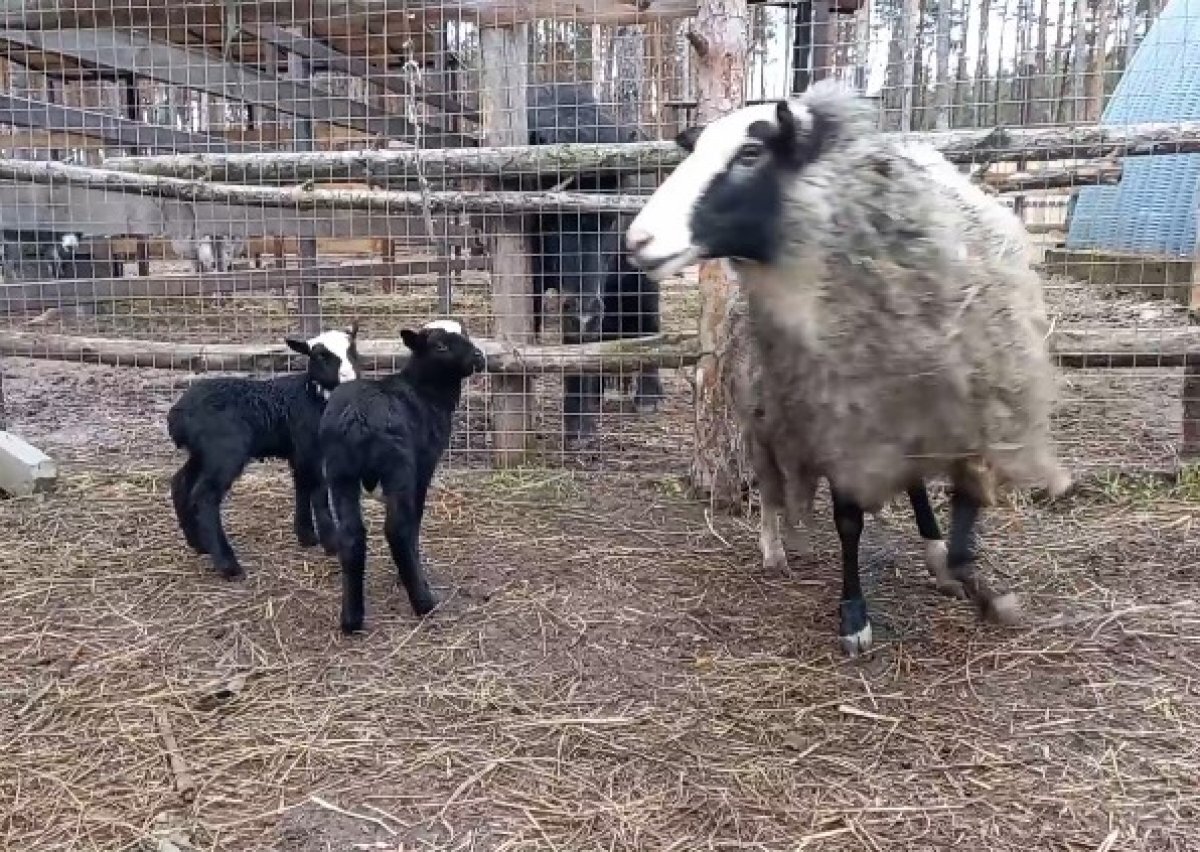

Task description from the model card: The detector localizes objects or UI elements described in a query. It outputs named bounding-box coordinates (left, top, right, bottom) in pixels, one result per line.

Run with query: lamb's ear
left=284, top=336, right=311, bottom=356
left=675, top=125, right=703, bottom=153
left=399, top=328, right=425, bottom=353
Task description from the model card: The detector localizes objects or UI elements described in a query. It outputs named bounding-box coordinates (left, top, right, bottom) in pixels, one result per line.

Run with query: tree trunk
left=1071, top=0, right=1090, bottom=122
left=688, top=0, right=748, bottom=506
left=974, top=0, right=992, bottom=127
left=611, top=25, right=645, bottom=128
left=1088, top=0, right=1111, bottom=121
left=934, top=0, right=954, bottom=130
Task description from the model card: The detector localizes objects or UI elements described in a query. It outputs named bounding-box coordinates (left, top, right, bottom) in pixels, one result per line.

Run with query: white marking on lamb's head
left=285, top=321, right=361, bottom=392
left=627, top=84, right=850, bottom=280
left=423, top=318, right=463, bottom=335
left=60, top=233, right=80, bottom=252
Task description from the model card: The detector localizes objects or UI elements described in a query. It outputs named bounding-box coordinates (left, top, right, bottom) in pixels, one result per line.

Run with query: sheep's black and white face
left=626, top=99, right=830, bottom=280
left=285, top=322, right=361, bottom=396
left=401, top=319, right=487, bottom=379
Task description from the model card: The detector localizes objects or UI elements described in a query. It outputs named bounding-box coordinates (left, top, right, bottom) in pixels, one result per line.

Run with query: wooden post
left=123, top=76, right=150, bottom=278
left=479, top=24, right=533, bottom=467
left=688, top=0, right=748, bottom=505
left=1184, top=217, right=1200, bottom=461
left=288, top=39, right=320, bottom=337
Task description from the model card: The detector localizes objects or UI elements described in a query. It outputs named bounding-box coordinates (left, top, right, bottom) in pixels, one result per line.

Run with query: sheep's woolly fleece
left=739, top=81, right=1071, bottom=511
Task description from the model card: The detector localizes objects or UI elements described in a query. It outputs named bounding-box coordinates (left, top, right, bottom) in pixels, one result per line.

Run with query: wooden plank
left=0, top=430, right=58, bottom=497
left=0, top=0, right=706, bottom=31
left=0, top=93, right=247, bottom=153
left=0, top=181, right=467, bottom=241
left=288, top=41, right=321, bottom=337
left=0, top=124, right=376, bottom=152
left=480, top=24, right=533, bottom=467
left=0, top=259, right=486, bottom=314
left=0, top=29, right=474, bottom=149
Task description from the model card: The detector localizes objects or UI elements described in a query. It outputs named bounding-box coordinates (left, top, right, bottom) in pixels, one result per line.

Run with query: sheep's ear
left=775, top=100, right=799, bottom=142
left=399, top=328, right=425, bottom=353
left=284, top=336, right=311, bottom=356
left=675, top=126, right=703, bottom=153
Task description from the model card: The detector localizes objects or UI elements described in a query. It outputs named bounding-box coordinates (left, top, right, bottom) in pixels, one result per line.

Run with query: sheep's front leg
left=906, top=483, right=964, bottom=599
left=170, top=454, right=206, bottom=554
left=291, top=463, right=320, bottom=548
left=382, top=488, right=438, bottom=617
left=946, top=487, right=1021, bottom=626
left=831, top=488, right=872, bottom=656
left=331, top=479, right=369, bottom=634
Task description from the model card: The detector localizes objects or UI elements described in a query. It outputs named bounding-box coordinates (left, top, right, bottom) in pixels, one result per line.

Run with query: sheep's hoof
left=935, top=580, right=968, bottom=600
left=320, top=539, right=339, bottom=557
left=410, top=594, right=440, bottom=618
left=295, top=528, right=320, bottom=548
left=980, top=592, right=1023, bottom=626
left=340, top=618, right=365, bottom=636
left=838, top=599, right=873, bottom=657
left=923, top=540, right=967, bottom=599
left=216, top=563, right=244, bottom=581
left=761, top=548, right=789, bottom=574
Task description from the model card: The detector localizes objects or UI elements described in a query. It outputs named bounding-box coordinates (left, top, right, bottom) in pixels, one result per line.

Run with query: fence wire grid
left=1, top=0, right=1199, bottom=851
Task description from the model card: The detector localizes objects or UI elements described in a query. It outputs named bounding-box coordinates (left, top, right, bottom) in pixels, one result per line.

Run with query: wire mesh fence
left=2, top=2, right=1200, bottom=851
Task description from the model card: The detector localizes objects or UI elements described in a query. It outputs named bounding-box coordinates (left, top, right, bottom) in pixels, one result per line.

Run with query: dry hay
left=1, top=464, right=1198, bottom=851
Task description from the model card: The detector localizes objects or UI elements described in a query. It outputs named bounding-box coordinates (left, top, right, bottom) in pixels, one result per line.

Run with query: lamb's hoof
left=838, top=599, right=873, bottom=657
left=295, top=528, right=319, bottom=548
left=320, top=538, right=339, bottom=557
left=936, top=580, right=968, bottom=600
left=340, top=617, right=365, bottom=636
left=185, top=538, right=209, bottom=555
left=980, top=592, right=1023, bottom=626
left=216, top=563, right=244, bottom=581
left=410, top=594, right=440, bottom=618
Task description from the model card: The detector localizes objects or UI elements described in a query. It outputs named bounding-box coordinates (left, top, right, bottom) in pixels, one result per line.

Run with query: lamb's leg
left=382, top=488, right=438, bottom=617
left=831, top=488, right=872, bottom=656
left=170, top=454, right=205, bottom=554
left=312, top=481, right=339, bottom=557
left=946, top=487, right=1022, bottom=626
left=190, top=458, right=245, bottom=579
left=290, top=463, right=320, bottom=548
left=906, top=483, right=964, bottom=599
left=563, top=374, right=602, bottom=445
left=331, top=478, right=369, bottom=634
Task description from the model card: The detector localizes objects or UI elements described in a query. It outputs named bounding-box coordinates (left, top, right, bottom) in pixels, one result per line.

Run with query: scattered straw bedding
left=1, top=467, right=1197, bottom=851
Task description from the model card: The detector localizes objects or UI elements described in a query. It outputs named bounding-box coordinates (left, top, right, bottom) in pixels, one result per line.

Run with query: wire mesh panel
left=1, top=2, right=1199, bottom=851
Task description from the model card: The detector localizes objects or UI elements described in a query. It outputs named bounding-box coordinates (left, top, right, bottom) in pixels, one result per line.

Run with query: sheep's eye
left=734, top=142, right=765, bottom=166
left=434, top=341, right=449, bottom=353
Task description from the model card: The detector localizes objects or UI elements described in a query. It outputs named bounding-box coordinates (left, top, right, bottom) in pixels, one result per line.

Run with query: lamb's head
left=626, top=84, right=861, bottom=280
left=284, top=321, right=362, bottom=397
left=400, top=319, right=487, bottom=380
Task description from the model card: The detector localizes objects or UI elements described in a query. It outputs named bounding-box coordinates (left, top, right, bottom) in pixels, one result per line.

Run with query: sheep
left=723, top=290, right=957, bottom=591
left=167, top=322, right=361, bottom=579
left=319, top=319, right=486, bottom=635
left=171, top=234, right=246, bottom=273
left=626, top=81, right=1071, bottom=655
left=519, top=84, right=664, bottom=443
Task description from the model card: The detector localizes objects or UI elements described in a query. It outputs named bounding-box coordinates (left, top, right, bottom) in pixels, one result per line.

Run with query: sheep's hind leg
left=907, top=483, right=964, bottom=599
left=946, top=487, right=1022, bottom=626
left=382, top=485, right=438, bottom=618
left=170, top=454, right=206, bottom=554
left=290, top=463, right=320, bottom=548
left=831, top=489, right=872, bottom=656
left=750, top=439, right=789, bottom=573
left=331, top=478, right=368, bottom=634
left=190, top=458, right=246, bottom=579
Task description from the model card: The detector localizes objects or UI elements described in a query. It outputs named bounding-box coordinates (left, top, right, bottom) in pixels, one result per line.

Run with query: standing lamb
left=167, top=322, right=361, bottom=579
left=626, top=81, right=1071, bottom=655
left=723, top=291, right=957, bottom=592
left=320, top=319, right=486, bottom=634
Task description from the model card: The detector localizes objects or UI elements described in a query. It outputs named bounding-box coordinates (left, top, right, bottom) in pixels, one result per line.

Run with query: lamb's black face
left=400, top=320, right=487, bottom=379
left=285, top=322, right=361, bottom=394
left=626, top=99, right=831, bottom=280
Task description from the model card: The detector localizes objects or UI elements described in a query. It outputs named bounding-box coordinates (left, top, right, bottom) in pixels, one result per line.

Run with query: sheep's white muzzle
left=626, top=241, right=703, bottom=282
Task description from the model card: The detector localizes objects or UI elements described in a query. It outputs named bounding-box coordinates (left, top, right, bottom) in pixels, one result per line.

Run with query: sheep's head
left=400, top=319, right=487, bottom=380
left=285, top=320, right=361, bottom=396
left=626, top=94, right=838, bottom=280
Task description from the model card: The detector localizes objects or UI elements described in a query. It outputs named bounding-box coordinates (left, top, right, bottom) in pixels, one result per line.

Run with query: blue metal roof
left=1066, top=0, right=1200, bottom=257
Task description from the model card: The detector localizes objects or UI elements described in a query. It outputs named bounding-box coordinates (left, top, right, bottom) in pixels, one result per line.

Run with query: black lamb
left=319, top=319, right=486, bottom=634
left=167, top=322, right=361, bottom=579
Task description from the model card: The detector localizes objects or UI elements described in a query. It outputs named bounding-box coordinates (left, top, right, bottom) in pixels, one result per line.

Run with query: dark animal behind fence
left=319, top=320, right=486, bottom=634
left=519, top=84, right=664, bottom=444
left=167, top=324, right=361, bottom=579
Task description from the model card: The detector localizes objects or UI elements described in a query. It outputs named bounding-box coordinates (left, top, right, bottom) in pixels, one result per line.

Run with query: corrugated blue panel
left=1066, top=0, right=1200, bottom=257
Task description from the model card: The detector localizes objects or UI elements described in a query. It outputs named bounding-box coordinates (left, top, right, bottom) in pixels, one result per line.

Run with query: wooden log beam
left=0, top=29, right=473, bottom=149
left=0, top=330, right=704, bottom=373
left=978, top=161, right=1123, bottom=193
left=0, top=0, right=707, bottom=31
left=99, top=120, right=1200, bottom=184
left=2, top=327, right=1195, bottom=373
left=0, top=155, right=1115, bottom=226
left=0, top=93, right=251, bottom=154
left=0, top=258, right=488, bottom=314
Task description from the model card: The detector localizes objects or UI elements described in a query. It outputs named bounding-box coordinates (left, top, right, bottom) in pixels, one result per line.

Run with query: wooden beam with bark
left=2, top=326, right=1195, bottom=372
left=98, top=119, right=1200, bottom=184
left=0, top=29, right=473, bottom=149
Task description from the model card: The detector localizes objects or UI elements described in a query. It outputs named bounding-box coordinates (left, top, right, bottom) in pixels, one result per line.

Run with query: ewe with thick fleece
left=167, top=323, right=360, bottom=579
left=319, top=319, right=486, bottom=634
left=626, top=81, right=1070, bottom=654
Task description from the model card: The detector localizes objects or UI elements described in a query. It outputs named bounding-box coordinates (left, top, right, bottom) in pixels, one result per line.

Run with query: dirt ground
left=1, top=274, right=1199, bottom=851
